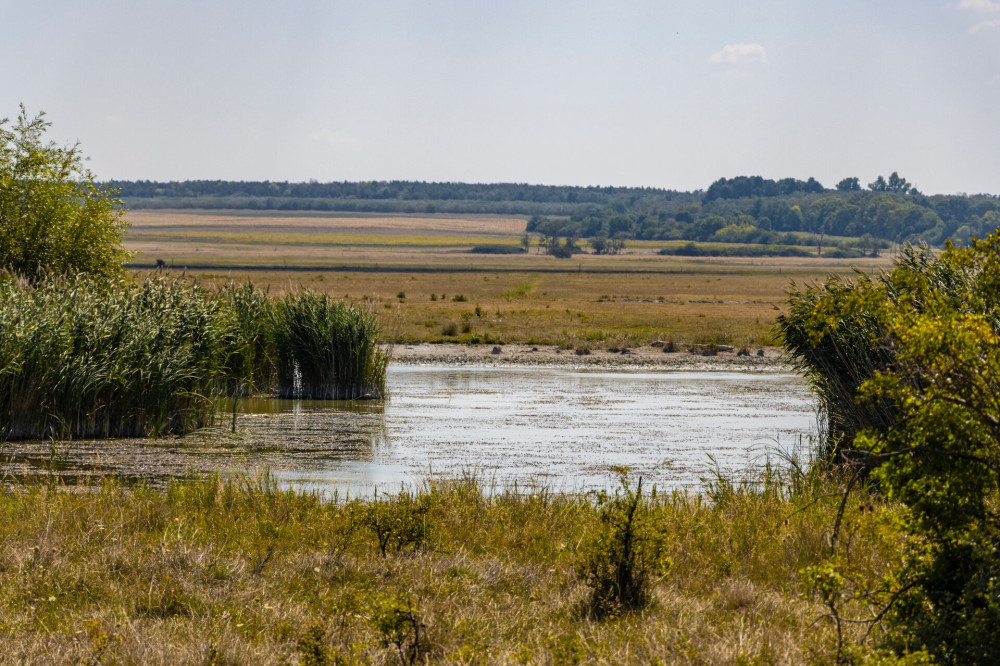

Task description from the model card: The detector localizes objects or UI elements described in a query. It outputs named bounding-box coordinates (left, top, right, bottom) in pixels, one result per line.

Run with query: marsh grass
left=776, top=276, right=896, bottom=460
left=0, top=275, right=229, bottom=440
left=277, top=291, right=389, bottom=400
left=217, top=281, right=281, bottom=396
left=0, top=277, right=388, bottom=440
left=775, top=245, right=969, bottom=461
left=0, top=470, right=902, bottom=663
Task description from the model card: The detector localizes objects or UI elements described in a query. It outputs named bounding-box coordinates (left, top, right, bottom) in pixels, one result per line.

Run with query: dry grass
left=0, top=471, right=901, bottom=664
left=147, top=268, right=842, bottom=346
left=123, top=210, right=892, bottom=346
left=126, top=210, right=531, bottom=235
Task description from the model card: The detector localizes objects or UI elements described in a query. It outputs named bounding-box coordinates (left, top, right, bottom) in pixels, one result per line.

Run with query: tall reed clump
left=276, top=291, right=388, bottom=400
left=216, top=282, right=280, bottom=396
left=0, top=278, right=387, bottom=440
left=775, top=275, right=897, bottom=462
left=0, top=275, right=231, bottom=440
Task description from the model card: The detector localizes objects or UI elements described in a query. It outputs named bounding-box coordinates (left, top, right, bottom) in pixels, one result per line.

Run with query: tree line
left=111, top=175, right=1000, bottom=247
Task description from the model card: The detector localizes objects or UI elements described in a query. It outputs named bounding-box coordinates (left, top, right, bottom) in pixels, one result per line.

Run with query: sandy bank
left=388, top=342, right=793, bottom=372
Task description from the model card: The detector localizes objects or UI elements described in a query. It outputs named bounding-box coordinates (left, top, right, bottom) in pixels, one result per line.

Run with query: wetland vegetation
left=0, top=469, right=903, bottom=664
left=0, top=276, right=388, bottom=440
left=5, top=107, right=1000, bottom=663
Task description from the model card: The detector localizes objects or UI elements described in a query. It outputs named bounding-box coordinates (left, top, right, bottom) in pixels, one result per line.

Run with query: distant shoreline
left=389, top=342, right=793, bottom=372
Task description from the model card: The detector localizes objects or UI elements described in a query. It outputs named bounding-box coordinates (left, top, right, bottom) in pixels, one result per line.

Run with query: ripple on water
left=2, top=366, right=818, bottom=496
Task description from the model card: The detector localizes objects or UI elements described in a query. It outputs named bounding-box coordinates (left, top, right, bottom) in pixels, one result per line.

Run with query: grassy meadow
left=125, top=210, right=892, bottom=346
left=0, top=470, right=902, bottom=664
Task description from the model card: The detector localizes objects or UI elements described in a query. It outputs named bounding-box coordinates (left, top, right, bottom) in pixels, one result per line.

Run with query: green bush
left=369, top=592, right=427, bottom=665
left=779, top=232, right=1000, bottom=663
left=361, top=489, right=435, bottom=558
left=470, top=244, right=525, bottom=254
left=0, top=107, right=130, bottom=281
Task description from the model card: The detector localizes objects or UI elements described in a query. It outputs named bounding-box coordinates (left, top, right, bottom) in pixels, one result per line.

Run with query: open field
left=125, top=210, right=892, bottom=346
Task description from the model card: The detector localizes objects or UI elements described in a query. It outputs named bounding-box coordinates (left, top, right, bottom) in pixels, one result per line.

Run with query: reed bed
left=776, top=275, right=897, bottom=460
left=277, top=291, right=389, bottom=400
left=777, top=246, right=964, bottom=461
left=0, top=275, right=228, bottom=440
left=0, top=276, right=387, bottom=441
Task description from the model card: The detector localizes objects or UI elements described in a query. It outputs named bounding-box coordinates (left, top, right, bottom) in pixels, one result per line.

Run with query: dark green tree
left=869, top=175, right=889, bottom=192
left=836, top=177, right=861, bottom=191
left=886, top=171, right=912, bottom=194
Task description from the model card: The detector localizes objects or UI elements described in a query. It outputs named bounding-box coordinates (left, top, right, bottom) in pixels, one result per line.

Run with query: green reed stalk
left=276, top=291, right=388, bottom=400
left=0, top=275, right=231, bottom=440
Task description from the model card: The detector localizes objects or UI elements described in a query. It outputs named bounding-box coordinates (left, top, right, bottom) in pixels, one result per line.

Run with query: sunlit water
left=3, top=366, right=818, bottom=496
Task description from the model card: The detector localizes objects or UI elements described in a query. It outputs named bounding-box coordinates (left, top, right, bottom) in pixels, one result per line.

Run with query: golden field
left=125, top=210, right=892, bottom=346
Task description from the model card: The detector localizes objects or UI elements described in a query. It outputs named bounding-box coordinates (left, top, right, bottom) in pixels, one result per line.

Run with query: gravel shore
left=389, top=342, right=793, bottom=372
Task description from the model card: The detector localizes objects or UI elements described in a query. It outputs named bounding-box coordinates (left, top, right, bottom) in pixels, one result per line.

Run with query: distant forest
left=111, top=175, right=1000, bottom=247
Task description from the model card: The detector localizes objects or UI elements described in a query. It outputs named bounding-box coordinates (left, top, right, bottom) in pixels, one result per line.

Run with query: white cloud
left=708, top=43, right=768, bottom=66
left=958, top=0, right=1000, bottom=12
left=970, top=18, right=1000, bottom=31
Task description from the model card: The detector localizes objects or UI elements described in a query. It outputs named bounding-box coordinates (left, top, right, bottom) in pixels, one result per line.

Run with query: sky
left=2, top=1, right=999, bottom=194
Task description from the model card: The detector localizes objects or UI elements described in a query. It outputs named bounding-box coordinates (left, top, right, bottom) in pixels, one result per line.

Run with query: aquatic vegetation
left=277, top=291, right=388, bottom=400
left=0, top=277, right=387, bottom=440
left=216, top=281, right=280, bottom=396
left=0, top=275, right=231, bottom=439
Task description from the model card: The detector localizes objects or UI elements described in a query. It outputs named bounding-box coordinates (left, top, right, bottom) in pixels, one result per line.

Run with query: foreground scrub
left=0, top=471, right=902, bottom=664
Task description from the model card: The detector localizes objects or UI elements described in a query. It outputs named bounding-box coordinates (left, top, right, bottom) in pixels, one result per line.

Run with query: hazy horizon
left=4, top=1, right=999, bottom=196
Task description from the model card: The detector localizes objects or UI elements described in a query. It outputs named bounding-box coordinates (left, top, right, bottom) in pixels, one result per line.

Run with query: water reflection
left=1, top=366, right=817, bottom=495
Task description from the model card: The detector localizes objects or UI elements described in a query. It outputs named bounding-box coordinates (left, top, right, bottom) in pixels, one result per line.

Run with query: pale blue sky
left=3, top=1, right=998, bottom=194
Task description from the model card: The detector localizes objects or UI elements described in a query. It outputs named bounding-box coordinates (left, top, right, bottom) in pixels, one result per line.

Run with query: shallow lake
left=4, top=365, right=818, bottom=496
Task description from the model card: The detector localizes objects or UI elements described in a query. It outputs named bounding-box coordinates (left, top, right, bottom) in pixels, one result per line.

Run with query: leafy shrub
left=0, top=107, right=131, bottom=281
left=660, top=242, right=811, bottom=258
left=780, top=232, right=1000, bottom=662
left=297, top=622, right=333, bottom=666
left=470, top=244, right=525, bottom=254
left=370, top=592, right=427, bottom=666
left=361, top=490, right=435, bottom=557
left=575, top=474, right=668, bottom=617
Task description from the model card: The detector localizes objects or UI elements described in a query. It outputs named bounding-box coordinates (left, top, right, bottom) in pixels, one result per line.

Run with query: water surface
left=272, top=366, right=817, bottom=495
left=3, top=366, right=817, bottom=495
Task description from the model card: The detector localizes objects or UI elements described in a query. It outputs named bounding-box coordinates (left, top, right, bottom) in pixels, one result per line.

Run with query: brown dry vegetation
left=124, top=210, right=891, bottom=346
left=0, top=472, right=902, bottom=664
